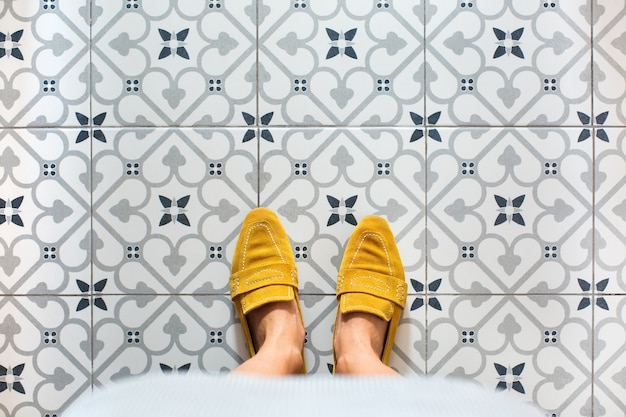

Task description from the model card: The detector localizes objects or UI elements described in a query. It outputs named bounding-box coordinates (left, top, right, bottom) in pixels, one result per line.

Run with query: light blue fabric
left=66, top=373, right=543, bottom=417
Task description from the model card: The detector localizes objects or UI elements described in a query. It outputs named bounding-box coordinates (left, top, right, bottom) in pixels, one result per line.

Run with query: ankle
left=248, top=300, right=305, bottom=350
left=334, top=312, right=385, bottom=352
left=256, top=337, right=305, bottom=374
left=334, top=347, right=379, bottom=374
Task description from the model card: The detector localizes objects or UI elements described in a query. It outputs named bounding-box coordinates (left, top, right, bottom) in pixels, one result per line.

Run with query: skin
left=232, top=300, right=305, bottom=375
left=232, top=299, right=396, bottom=376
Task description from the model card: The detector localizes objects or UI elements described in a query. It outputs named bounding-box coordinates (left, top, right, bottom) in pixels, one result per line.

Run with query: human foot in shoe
left=230, top=208, right=306, bottom=375
left=332, top=215, right=407, bottom=374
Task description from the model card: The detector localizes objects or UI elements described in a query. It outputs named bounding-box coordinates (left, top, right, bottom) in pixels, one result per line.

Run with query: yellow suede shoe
left=230, top=207, right=306, bottom=373
left=334, top=215, right=407, bottom=366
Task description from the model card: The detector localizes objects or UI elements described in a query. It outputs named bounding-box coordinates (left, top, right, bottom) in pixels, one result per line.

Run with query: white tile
left=302, top=295, right=336, bottom=374
left=92, top=294, right=359, bottom=379
left=92, top=295, right=242, bottom=384
left=260, top=127, right=426, bottom=293
left=91, top=0, right=257, bottom=126
left=595, top=128, right=626, bottom=293
left=259, top=1, right=425, bottom=126
left=0, top=129, right=91, bottom=295
left=427, top=295, right=592, bottom=417
left=427, top=128, right=592, bottom=294
left=92, top=128, right=257, bottom=294
left=426, top=0, right=591, bottom=126
left=594, top=296, right=626, bottom=417
left=391, top=293, right=427, bottom=375
left=0, top=296, right=92, bottom=414
left=593, top=0, right=626, bottom=126
left=0, top=0, right=90, bottom=127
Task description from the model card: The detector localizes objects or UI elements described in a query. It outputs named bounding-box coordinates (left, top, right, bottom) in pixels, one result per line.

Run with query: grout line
left=10, top=292, right=626, bottom=297
left=89, top=0, right=95, bottom=391
left=256, top=0, right=261, bottom=207
left=590, top=1, right=596, bottom=413
left=589, top=1, right=596, bottom=413
left=11, top=124, right=626, bottom=131
left=12, top=292, right=620, bottom=297
left=423, top=0, right=429, bottom=376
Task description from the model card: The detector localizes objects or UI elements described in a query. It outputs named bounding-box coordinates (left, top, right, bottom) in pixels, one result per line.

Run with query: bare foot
left=333, top=310, right=397, bottom=375
left=232, top=299, right=305, bottom=376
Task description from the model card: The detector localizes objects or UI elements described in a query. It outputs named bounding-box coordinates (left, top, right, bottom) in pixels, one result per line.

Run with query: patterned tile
left=593, top=0, right=626, bottom=125
left=92, top=128, right=256, bottom=295
left=0, top=129, right=91, bottom=295
left=427, top=295, right=593, bottom=417
left=259, top=1, right=425, bottom=126
left=260, top=127, right=426, bottom=293
left=303, top=294, right=427, bottom=375
left=391, top=293, right=426, bottom=375
left=92, top=295, right=240, bottom=384
left=594, top=296, right=626, bottom=417
left=0, top=0, right=90, bottom=127
left=0, top=296, right=92, bottom=415
left=1, top=1, right=625, bottom=416
left=92, top=295, right=349, bottom=381
left=91, top=0, right=256, bottom=127
left=426, top=0, right=591, bottom=126
left=427, top=128, right=593, bottom=294
left=595, top=128, right=626, bottom=293
left=301, top=295, right=335, bottom=375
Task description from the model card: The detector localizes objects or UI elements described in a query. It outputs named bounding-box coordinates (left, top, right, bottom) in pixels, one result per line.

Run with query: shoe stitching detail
left=337, top=274, right=344, bottom=292
left=245, top=268, right=285, bottom=286
left=241, top=221, right=285, bottom=270
left=231, top=276, right=240, bottom=293
left=339, top=273, right=406, bottom=305
left=349, top=232, right=393, bottom=276
left=396, top=283, right=406, bottom=303
left=242, top=287, right=294, bottom=312
left=349, top=275, right=390, bottom=294
left=341, top=296, right=393, bottom=320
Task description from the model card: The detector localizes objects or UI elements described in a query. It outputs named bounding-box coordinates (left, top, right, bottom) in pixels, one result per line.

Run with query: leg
left=232, top=299, right=305, bottom=375
left=333, top=215, right=407, bottom=375
left=229, top=208, right=307, bottom=376
left=333, top=311, right=397, bottom=375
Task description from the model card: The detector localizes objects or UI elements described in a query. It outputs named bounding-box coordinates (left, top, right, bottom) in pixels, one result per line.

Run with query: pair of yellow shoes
left=229, top=208, right=407, bottom=372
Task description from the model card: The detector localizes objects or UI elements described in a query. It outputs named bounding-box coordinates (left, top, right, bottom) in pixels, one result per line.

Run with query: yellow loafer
left=230, top=207, right=306, bottom=373
left=334, top=215, right=407, bottom=365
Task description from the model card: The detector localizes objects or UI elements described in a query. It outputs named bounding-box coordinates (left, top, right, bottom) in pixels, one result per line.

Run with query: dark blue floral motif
left=0, top=196, right=24, bottom=227
left=577, top=278, right=609, bottom=310
left=409, top=278, right=442, bottom=311
left=158, top=28, right=189, bottom=59
left=160, top=363, right=191, bottom=374
left=0, top=30, right=24, bottom=60
left=409, top=111, right=442, bottom=142
left=0, top=364, right=25, bottom=394
left=76, top=279, right=108, bottom=311
left=43, top=0, right=57, bottom=10
left=577, top=111, right=609, bottom=142
left=326, top=28, right=357, bottom=59
left=495, top=362, right=525, bottom=393
left=75, top=112, right=106, bottom=143
left=242, top=112, right=274, bottom=142
left=159, top=195, right=190, bottom=226
left=494, top=195, right=525, bottom=226
left=493, top=28, right=524, bottom=59
left=327, top=195, right=357, bottom=226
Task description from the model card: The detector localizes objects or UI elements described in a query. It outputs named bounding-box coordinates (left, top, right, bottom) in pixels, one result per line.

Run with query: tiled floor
left=1, top=1, right=626, bottom=416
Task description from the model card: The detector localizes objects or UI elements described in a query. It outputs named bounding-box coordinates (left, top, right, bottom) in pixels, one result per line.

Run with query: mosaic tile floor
left=1, top=1, right=626, bottom=416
